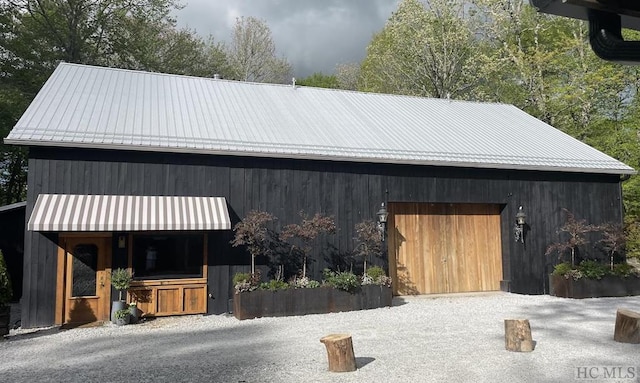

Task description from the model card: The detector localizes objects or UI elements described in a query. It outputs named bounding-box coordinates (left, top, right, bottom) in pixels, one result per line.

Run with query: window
left=71, top=244, right=98, bottom=297
left=131, top=234, right=204, bottom=279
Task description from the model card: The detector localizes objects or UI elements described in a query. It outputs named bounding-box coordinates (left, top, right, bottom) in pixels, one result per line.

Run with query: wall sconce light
left=118, top=235, right=126, bottom=249
left=514, top=206, right=526, bottom=243
left=377, top=202, right=388, bottom=242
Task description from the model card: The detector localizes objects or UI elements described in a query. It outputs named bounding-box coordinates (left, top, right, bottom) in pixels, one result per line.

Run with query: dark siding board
left=21, top=146, right=624, bottom=327
left=207, top=265, right=229, bottom=314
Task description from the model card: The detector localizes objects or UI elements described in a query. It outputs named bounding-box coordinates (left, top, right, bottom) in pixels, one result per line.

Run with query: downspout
left=589, top=9, right=640, bottom=64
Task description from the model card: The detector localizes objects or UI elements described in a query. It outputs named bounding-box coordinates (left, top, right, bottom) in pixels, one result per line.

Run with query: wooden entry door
left=389, top=203, right=503, bottom=295
left=59, top=236, right=112, bottom=324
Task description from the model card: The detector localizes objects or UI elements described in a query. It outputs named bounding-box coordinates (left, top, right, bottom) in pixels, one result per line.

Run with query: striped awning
left=27, top=194, right=231, bottom=232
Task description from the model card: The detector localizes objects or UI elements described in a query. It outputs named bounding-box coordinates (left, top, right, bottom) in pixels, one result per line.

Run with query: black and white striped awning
left=27, top=194, right=231, bottom=232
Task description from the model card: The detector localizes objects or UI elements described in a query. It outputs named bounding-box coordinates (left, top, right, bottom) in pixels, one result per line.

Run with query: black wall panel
left=20, top=147, right=623, bottom=326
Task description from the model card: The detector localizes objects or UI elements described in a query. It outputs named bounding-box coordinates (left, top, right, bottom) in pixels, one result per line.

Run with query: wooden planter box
left=549, top=274, right=640, bottom=299
left=233, top=285, right=393, bottom=320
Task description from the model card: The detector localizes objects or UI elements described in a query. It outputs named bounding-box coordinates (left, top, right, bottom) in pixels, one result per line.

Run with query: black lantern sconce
left=377, top=202, right=388, bottom=242
left=514, top=206, right=527, bottom=243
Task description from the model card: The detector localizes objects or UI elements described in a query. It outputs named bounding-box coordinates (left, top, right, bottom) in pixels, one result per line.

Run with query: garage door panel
left=390, top=203, right=503, bottom=295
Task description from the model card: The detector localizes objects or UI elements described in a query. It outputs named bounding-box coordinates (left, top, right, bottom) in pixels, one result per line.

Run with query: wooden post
left=320, top=334, right=357, bottom=372
left=614, top=309, right=640, bottom=344
left=504, top=319, right=534, bottom=352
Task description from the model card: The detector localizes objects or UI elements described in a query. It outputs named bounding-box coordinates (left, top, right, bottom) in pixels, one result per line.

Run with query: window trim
left=127, top=232, right=208, bottom=282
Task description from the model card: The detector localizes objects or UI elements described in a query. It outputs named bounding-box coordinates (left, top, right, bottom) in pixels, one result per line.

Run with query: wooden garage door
left=389, top=203, right=503, bottom=295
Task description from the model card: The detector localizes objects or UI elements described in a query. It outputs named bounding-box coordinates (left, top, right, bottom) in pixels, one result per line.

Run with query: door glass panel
left=71, top=244, right=98, bottom=297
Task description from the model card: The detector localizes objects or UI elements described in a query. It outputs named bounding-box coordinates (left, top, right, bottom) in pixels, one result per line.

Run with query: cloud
left=175, top=0, right=400, bottom=77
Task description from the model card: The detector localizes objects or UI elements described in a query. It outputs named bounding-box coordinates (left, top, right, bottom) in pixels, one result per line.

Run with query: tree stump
left=320, top=334, right=357, bottom=372
left=504, top=319, right=534, bottom=352
left=614, top=309, right=640, bottom=344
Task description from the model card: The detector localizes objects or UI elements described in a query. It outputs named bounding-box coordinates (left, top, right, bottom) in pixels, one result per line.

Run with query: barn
left=4, top=63, right=634, bottom=328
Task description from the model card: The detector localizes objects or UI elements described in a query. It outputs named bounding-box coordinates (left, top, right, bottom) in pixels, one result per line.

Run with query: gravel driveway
left=1, top=292, right=639, bottom=383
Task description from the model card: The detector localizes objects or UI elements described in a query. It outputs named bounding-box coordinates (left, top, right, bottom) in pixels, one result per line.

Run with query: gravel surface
left=1, top=292, right=639, bottom=383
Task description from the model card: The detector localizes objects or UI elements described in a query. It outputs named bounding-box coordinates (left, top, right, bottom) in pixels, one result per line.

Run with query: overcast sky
left=174, top=0, right=401, bottom=78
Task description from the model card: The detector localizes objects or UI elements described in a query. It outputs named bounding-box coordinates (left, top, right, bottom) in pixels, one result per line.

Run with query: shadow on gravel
left=391, top=297, right=408, bottom=306
left=4, top=326, right=62, bottom=342
left=356, top=357, right=375, bottom=368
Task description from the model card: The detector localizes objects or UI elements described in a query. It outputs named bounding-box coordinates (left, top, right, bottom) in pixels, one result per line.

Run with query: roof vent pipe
left=589, top=9, right=640, bottom=64
left=213, top=73, right=220, bottom=80
left=292, top=77, right=296, bottom=88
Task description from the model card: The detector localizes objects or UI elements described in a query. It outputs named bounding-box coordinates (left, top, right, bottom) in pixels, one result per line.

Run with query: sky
left=174, top=0, right=401, bottom=78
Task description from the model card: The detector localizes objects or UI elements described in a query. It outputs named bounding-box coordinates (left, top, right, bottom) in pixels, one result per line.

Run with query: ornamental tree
left=280, top=211, right=336, bottom=278
left=231, top=210, right=276, bottom=275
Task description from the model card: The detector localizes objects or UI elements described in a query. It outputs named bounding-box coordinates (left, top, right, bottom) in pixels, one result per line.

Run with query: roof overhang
left=6, top=139, right=636, bottom=176
left=0, top=201, right=27, bottom=213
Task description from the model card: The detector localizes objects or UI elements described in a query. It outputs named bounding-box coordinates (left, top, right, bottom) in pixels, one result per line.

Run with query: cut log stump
left=614, top=309, right=640, bottom=344
left=320, top=334, right=357, bottom=372
left=504, top=319, right=534, bottom=352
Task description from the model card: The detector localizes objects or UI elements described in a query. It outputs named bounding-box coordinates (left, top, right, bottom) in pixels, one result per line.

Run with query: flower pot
left=111, top=301, right=127, bottom=323
left=114, top=314, right=130, bottom=326
left=129, top=306, right=141, bottom=324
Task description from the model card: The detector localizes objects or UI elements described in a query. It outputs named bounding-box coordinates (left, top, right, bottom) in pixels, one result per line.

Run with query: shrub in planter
left=114, top=308, right=131, bottom=326
left=289, top=276, right=320, bottom=289
left=233, top=271, right=261, bottom=293
left=259, top=279, right=289, bottom=291
left=578, top=260, right=609, bottom=280
left=362, top=266, right=393, bottom=288
left=612, top=263, right=637, bottom=278
left=323, top=269, right=360, bottom=293
left=550, top=260, right=640, bottom=298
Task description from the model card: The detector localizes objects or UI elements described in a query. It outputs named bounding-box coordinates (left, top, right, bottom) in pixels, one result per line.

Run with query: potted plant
left=0, top=250, right=12, bottom=336
left=128, top=302, right=141, bottom=324
left=114, top=308, right=131, bottom=326
left=110, top=268, right=132, bottom=323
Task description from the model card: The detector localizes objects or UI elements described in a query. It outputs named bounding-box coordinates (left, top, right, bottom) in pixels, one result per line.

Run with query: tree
left=360, top=0, right=482, bottom=98
left=280, top=212, right=336, bottom=278
left=545, top=209, right=597, bottom=267
left=231, top=210, right=276, bottom=275
left=0, top=0, right=228, bottom=204
left=226, top=16, right=292, bottom=84
left=353, top=220, right=383, bottom=273
left=296, top=72, right=339, bottom=89
left=597, top=223, right=626, bottom=270
left=335, top=63, right=360, bottom=90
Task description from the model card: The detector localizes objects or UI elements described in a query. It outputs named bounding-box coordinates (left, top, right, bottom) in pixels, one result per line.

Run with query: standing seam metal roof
left=4, top=63, right=635, bottom=175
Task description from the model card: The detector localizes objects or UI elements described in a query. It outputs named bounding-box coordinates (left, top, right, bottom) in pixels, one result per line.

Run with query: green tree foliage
left=0, top=0, right=231, bottom=204
left=361, top=0, right=640, bottom=258
left=226, top=16, right=292, bottom=84
left=296, top=72, right=339, bottom=88
left=360, top=0, right=483, bottom=98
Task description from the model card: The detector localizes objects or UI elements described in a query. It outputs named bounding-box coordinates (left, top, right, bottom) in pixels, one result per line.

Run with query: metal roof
left=4, top=63, right=635, bottom=175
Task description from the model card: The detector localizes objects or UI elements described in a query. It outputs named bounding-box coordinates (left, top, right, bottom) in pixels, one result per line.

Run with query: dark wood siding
left=21, top=147, right=623, bottom=327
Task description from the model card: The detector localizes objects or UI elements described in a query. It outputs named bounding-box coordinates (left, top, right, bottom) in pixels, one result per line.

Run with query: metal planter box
left=549, top=274, right=640, bottom=298
left=233, top=285, right=393, bottom=320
